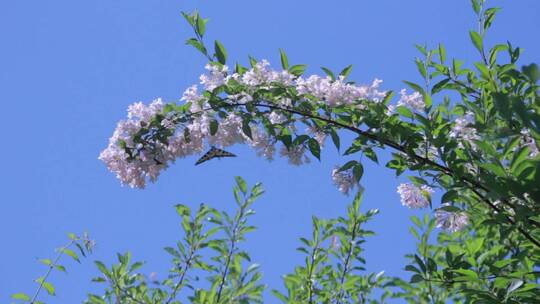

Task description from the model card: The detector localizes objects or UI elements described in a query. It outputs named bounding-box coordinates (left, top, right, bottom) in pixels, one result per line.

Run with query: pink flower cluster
left=98, top=99, right=167, bottom=188
left=520, top=128, right=539, bottom=158
left=397, top=89, right=425, bottom=112
left=396, top=183, right=433, bottom=208
left=296, top=76, right=386, bottom=107
left=331, top=167, right=358, bottom=195
left=435, top=204, right=469, bottom=232
left=100, top=61, right=387, bottom=188
left=449, top=112, right=480, bottom=148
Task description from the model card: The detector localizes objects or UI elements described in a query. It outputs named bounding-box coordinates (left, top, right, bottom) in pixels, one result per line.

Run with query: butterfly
left=195, top=146, right=237, bottom=165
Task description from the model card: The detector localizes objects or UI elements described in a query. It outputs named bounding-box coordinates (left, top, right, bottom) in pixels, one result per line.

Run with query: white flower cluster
left=520, top=128, right=539, bottom=158
left=397, top=89, right=425, bottom=112
left=396, top=183, right=433, bottom=208
left=99, top=99, right=167, bottom=188
left=331, top=167, right=358, bottom=195
left=296, top=76, right=386, bottom=107
left=199, top=64, right=229, bottom=91
left=100, top=60, right=387, bottom=188
left=236, top=60, right=296, bottom=87
left=435, top=204, right=469, bottom=232
left=449, top=112, right=480, bottom=148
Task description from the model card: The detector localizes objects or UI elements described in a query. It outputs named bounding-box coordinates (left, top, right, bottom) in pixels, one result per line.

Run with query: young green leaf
left=279, top=48, right=289, bottom=70
left=214, top=40, right=227, bottom=65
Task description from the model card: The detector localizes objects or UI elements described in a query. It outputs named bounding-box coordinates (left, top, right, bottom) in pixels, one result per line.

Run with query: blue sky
left=1, top=0, right=539, bottom=302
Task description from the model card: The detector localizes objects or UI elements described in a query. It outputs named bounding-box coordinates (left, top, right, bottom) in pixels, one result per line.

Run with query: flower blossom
left=332, top=166, right=358, bottom=195
left=100, top=60, right=389, bottom=188
left=199, top=64, right=228, bottom=91
left=238, top=59, right=295, bottom=87
left=396, top=183, right=433, bottom=208
left=296, top=75, right=384, bottom=107
left=280, top=145, right=310, bottom=165
left=99, top=99, right=167, bottom=188
left=435, top=205, right=469, bottom=232
left=397, top=89, right=424, bottom=112
left=449, top=112, right=480, bottom=148
left=520, top=128, right=539, bottom=158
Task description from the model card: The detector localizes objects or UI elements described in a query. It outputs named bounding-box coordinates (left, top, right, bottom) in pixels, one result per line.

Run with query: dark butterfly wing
left=195, top=146, right=236, bottom=165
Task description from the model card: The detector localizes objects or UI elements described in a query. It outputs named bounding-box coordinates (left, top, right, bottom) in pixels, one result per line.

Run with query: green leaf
left=330, top=128, right=340, bottom=151
left=415, top=58, right=427, bottom=79
left=235, top=176, right=247, bottom=194
left=441, top=190, right=458, bottom=204
left=405, top=264, right=421, bottom=274
left=40, top=258, right=52, bottom=266
left=12, top=293, right=31, bottom=301
left=488, top=44, right=508, bottom=66
left=181, top=11, right=195, bottom=27
left=241, top=118, right=252, bottom=139
left=186, top=38, right=208, bottom=56
left=352, top=163, right=364, bottom=182
left=522, top=63, right=540, bottom=83
left=403, top=80, right=425, bottom=95
left=42, top=281, right=55, bottom=296
left=214, top=40, right=227, bottom=64
left=195, top=15, right=207, bottom=37
left=279, top=49, right=289, bottom=70
left=471, top=0, right=480, bottom=14
left=175, top=204, right=190, bottom=217
left=210, top=119, right=218, bottom=135
left=483, top=8, right=500, bottom=31
left=454, top=269, right=479, bottom=281
left=469, top=31, right=484, bottom=54
left=396, top=106, right=413, bottom=119
left=308, top=138, right=320, bottom=160
left=63, top=248, right=80, bottom=263
left=321, top=67, right=335, bottom=80
left=431, top=78, right=450, bottom=94
left=339, top=64, right=353, bottom=78
left=55, top=265, right=67, bottom=273
left=438, top=43, right=446, bottom=63
left=289, top=64, right=307, bottom=76
left=339, top=160, right=357, bottom=172
left=410, top=274, right=424, bottom=283
left=94, top=261, right=110, bottom=278
left=408, top=176, right=428, bottom=186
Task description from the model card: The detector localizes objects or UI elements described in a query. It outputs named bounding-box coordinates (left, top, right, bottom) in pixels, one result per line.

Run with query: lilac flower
left=100, top=60, right=390, bottom=188
left=435, top=205, right=469, bottom=232
left=268, top=111, right=287, bottom=124
left=280, top=145, right=310, bottom=165
left=449, top=112, right=480, bottom=148
left=239, top=59, right=295, bottom=87
left=520, top=128, right=539, bottom=158
left=397, top=183, right=433, bottom=209
left=332, top=166, right=357, bottom=195
left=199, top=64, right=229, bottom=91
left=397, top=89, right=424, bottom=112
left=307, top=126, right=327, bottom=146
left=296, top=75, right=379, bottom=107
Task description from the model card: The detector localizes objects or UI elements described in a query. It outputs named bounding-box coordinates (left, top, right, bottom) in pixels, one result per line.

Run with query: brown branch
left=161, top=101, right=540, bottom=248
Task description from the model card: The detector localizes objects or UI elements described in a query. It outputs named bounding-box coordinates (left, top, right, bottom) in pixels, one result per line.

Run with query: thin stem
left=30, top=240, right=75, bottom=304
left=165, top=250, right=195, bottom=304
left=335, top=221, right=358, bottom=304
left=215, top=201, right=247, bottom=302
left=307, top=242, right=320, bottom=304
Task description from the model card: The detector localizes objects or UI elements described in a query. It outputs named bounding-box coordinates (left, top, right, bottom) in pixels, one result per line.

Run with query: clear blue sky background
left=1, top=1, right=539, bottom=302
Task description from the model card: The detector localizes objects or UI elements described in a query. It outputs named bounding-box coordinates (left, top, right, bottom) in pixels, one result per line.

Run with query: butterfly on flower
left=195, top=146, right=237, bottom=165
